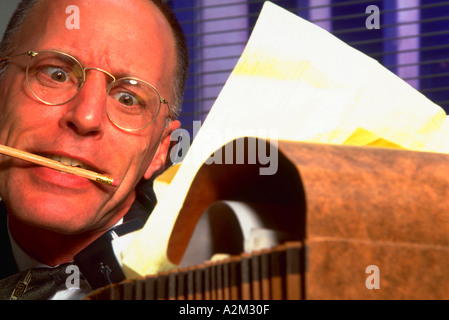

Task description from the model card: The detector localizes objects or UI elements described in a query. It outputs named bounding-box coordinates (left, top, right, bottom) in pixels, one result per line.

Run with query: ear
left=143, top=120, right=181, bottom=180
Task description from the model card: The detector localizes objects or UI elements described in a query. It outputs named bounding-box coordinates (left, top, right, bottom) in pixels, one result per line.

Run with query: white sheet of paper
left=122, top=1, right=446, bottom=277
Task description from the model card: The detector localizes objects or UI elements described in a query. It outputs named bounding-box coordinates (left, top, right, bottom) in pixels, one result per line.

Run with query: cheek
left=133, top=140, right=157, bottom=175
left=125, top=133, right=163, bottom=181
left=0, top=96, right=24, bottom=144
left=110, top=135, right=154, bottom=182
left=0, top=96, right=57, bottom=146
left=0, top=75, right=39, bottom=140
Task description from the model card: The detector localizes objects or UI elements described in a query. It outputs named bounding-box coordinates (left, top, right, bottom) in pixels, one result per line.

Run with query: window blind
left=169, top=0, right=449, bottom=133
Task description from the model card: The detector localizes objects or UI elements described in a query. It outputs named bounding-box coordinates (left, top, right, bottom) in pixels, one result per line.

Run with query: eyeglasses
left=0, top=49, right=173, bottom=132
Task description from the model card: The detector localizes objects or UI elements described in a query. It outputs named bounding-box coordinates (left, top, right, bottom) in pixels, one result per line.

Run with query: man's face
left=0, top=0, right=179, bottom=234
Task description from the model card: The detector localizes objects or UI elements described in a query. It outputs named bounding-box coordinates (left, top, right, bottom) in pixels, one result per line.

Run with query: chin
left=10, top=201, right=103, bottom=235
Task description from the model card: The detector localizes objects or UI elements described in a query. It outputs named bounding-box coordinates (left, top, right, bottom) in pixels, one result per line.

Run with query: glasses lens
left=106, top=78, right=161, bottom=131
left=26, top=51, right=83, bottom=105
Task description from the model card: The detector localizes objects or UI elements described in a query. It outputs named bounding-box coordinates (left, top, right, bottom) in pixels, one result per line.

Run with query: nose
left=60, top=70, right=112, bottom=137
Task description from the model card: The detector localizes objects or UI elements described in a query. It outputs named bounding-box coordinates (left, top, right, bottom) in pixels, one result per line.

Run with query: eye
left=114, top=92, right=139, bottom=106
left=113, top=92, right=145, bottom=112
left=41, top=67, right=69, bottom=83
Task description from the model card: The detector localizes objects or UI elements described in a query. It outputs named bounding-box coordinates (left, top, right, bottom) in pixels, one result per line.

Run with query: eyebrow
left=49, top=48, right=145, bottom=80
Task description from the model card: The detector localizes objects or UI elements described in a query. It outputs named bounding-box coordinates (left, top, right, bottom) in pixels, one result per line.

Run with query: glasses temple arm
left=163, top=98, right=174, bottom=120
left=0, top=51, right=36, bottom=63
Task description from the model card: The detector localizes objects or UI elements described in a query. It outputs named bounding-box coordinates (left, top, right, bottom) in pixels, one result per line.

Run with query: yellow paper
left=343, top=128, right=404, bottom=149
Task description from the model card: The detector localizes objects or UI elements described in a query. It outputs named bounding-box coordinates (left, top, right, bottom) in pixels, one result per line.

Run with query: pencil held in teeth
left=0, top=144, right=119, bottom=187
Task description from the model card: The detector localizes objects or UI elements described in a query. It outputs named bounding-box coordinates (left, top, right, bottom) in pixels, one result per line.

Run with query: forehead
left=14, top=0, right=176, bottom=83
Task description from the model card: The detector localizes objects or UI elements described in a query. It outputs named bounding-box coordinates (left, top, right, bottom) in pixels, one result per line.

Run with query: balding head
left=0, top=0, right=189, bottom=118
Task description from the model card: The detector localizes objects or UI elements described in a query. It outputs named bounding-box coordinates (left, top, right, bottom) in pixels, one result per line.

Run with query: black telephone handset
left=74, top=219, right=143, bottom=290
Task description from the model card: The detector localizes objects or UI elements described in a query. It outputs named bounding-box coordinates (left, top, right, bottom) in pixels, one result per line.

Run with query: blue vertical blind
left=169, top=0, right=449, bottom=134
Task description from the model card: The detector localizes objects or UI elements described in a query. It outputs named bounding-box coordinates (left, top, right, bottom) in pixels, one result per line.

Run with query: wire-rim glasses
left=0, top=50, right=172, bottom=132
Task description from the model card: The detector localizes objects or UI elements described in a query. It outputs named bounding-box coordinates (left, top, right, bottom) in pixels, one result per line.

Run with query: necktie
left=0, top=263, right=74, bottom=300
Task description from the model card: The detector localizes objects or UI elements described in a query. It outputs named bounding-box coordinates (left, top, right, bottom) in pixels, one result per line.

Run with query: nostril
left=65, top=117, right=103, bottom=137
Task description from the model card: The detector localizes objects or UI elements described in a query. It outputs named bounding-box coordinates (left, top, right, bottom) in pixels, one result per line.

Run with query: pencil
left=0, top=144, right=119, bottom=187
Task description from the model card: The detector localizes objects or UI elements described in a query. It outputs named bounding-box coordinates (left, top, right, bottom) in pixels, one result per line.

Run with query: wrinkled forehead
left=14, top=0, right=177, bottom=86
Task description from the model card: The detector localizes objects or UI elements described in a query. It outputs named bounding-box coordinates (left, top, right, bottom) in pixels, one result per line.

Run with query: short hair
left=0, top=0, right=189, bottom=119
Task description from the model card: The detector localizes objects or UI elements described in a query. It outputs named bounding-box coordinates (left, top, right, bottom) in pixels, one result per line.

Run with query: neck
left=7, top=199, right=134, bottom=268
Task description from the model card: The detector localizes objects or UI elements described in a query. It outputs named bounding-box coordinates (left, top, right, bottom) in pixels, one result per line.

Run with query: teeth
left=44, top=154, right=88, bottom=169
